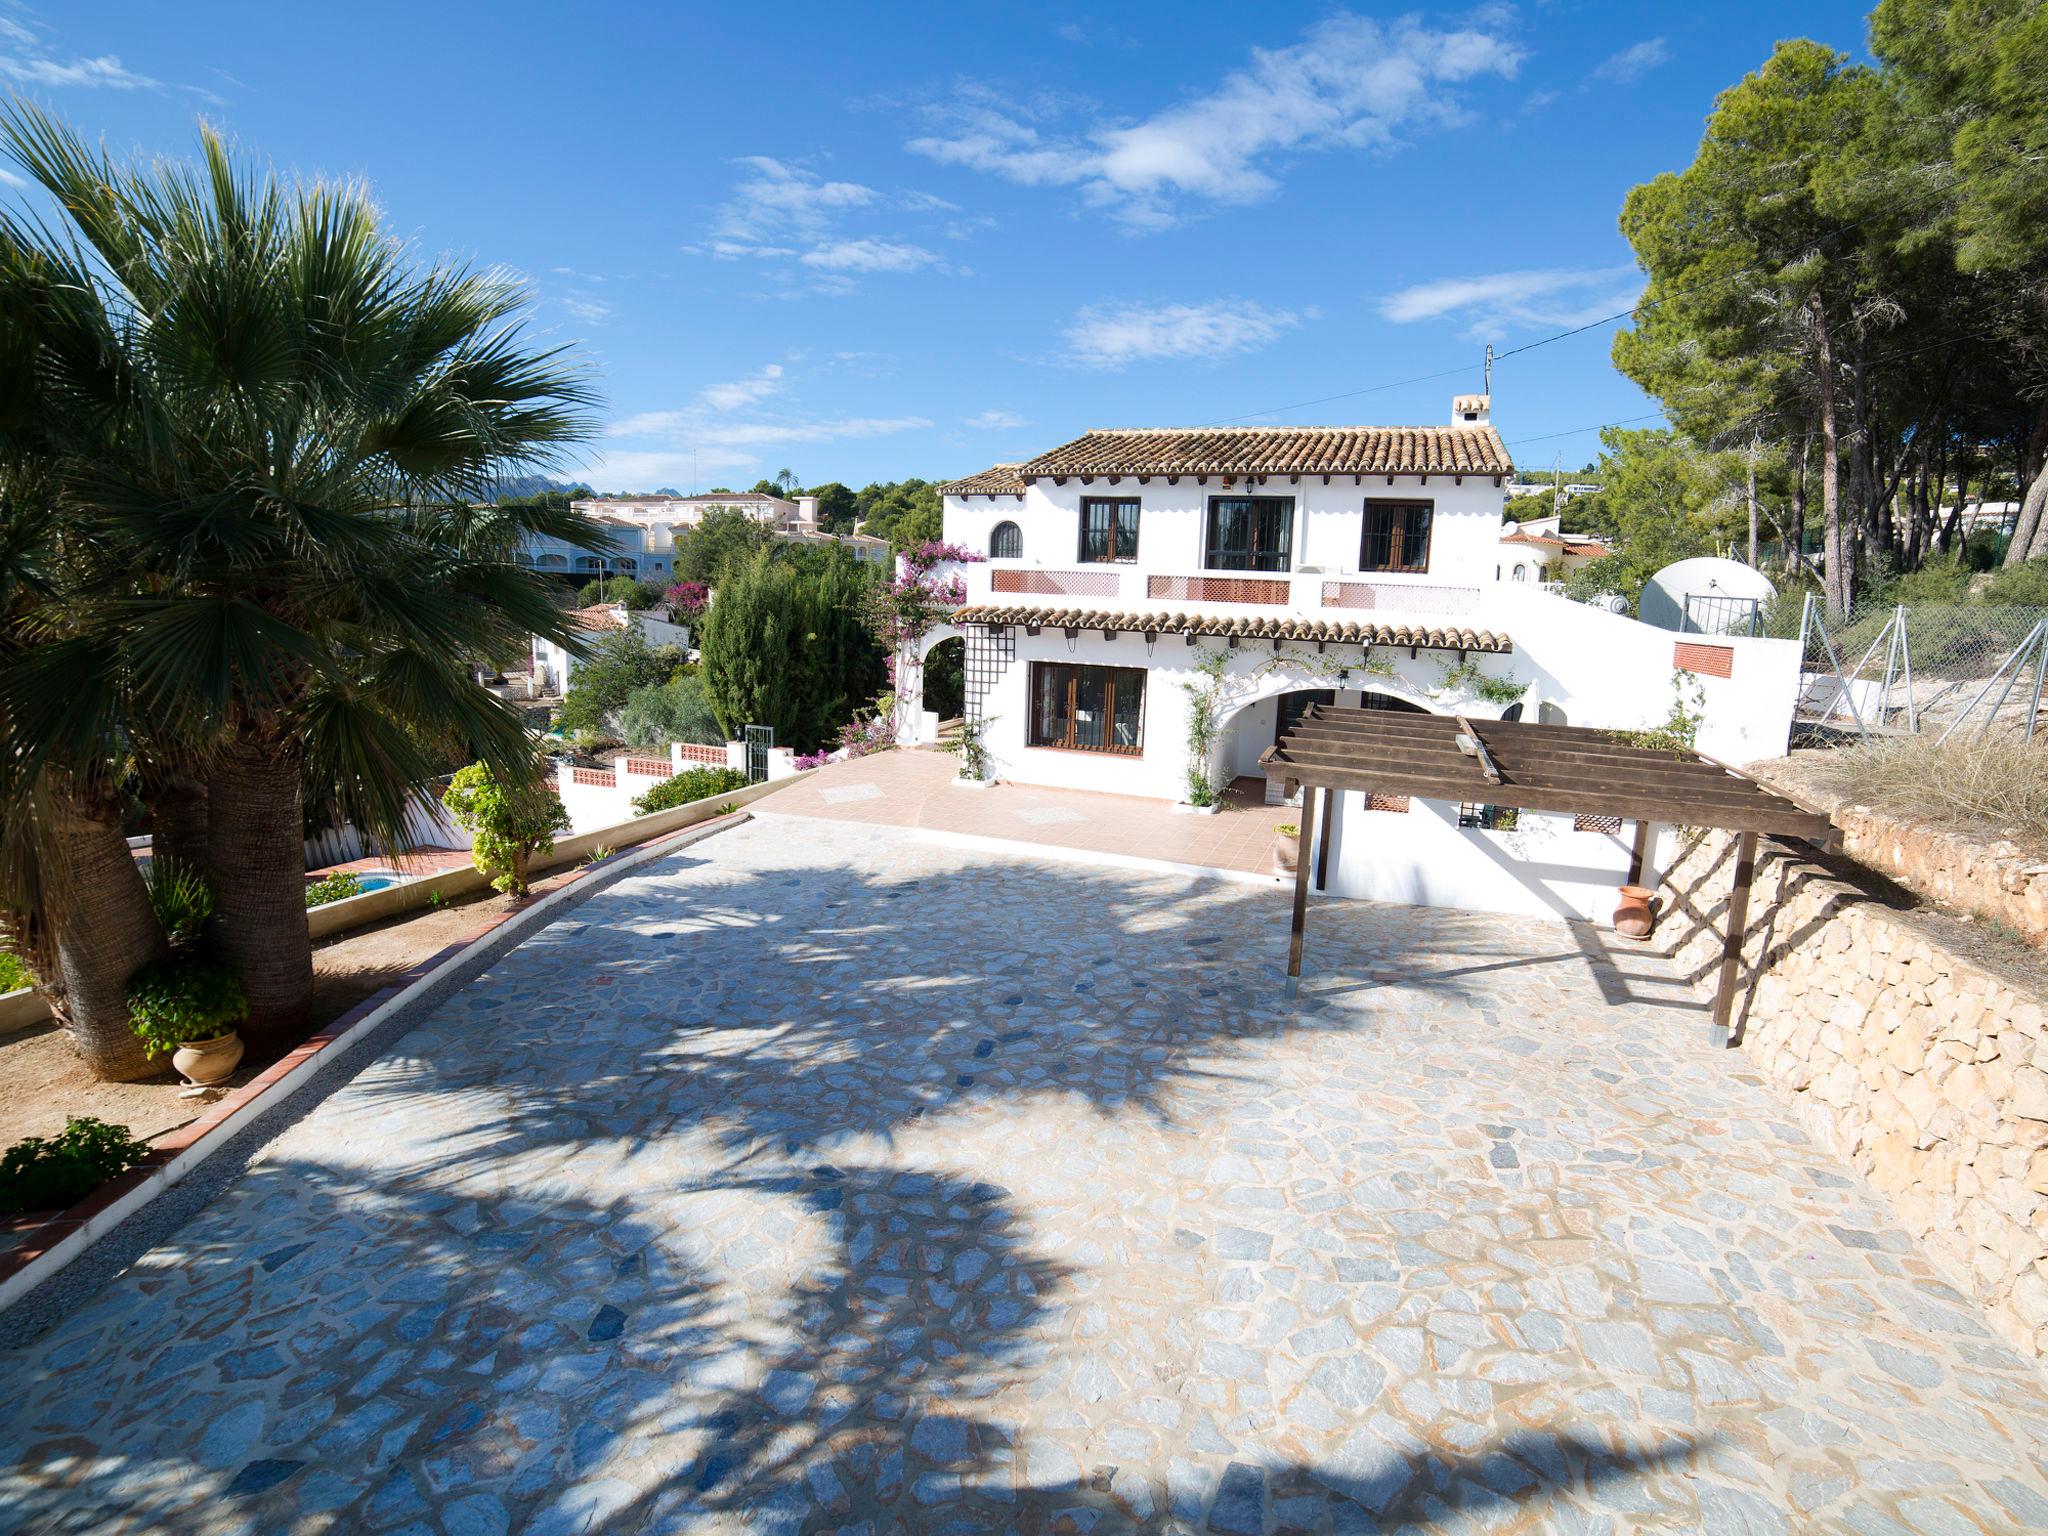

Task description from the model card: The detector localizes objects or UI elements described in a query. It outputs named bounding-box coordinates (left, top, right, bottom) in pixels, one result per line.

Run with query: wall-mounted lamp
left=1144, top=630, right=1158, bottom=656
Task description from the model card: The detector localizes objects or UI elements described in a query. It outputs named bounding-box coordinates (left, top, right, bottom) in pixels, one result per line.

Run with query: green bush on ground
left=631, top=765, right=747, bottom=816
left=0, top=1117, right=152, bottom=1214
left=0, top=950, right=29, bottom=993
left=304, top=870, right=364, bottom=908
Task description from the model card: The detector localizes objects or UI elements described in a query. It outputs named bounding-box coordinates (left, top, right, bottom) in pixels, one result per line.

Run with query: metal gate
left=745, top=725, right=773, bottom=783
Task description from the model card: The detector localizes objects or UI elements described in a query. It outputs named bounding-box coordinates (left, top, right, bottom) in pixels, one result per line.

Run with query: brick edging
left=0, top=812, right=753, bottom=1341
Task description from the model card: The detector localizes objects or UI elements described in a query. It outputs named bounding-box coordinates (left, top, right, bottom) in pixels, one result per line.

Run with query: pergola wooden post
left=1264, top=707, right=1831, bottom=1037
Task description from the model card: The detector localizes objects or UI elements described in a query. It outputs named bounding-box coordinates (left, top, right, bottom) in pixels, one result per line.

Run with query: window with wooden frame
left=1078, top=498, right=1140, bottom=563
left=1028, top=663, right=1146, bottom=754
left=1360, top=500, right=1434, bottom=573
left=1205, top=496, right=1294, bottom=572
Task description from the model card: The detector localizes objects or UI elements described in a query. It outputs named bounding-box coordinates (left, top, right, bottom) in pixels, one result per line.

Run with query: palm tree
left=0, top=107, right=602, bottom=1075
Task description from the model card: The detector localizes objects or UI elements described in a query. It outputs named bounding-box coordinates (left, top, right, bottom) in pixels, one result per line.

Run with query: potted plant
left=126, top=956, right=249, bottom=1086
left=1272, top=822, right=1300, bottom=877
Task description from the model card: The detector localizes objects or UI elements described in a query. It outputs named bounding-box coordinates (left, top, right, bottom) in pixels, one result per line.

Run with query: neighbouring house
left=511, top=491, right=887, bottom=579
left=1497, top=511, right=1610, bottom=584
left=530, top=603, right=692, bottom=696
left=897, top=394, right=1804, bottom=922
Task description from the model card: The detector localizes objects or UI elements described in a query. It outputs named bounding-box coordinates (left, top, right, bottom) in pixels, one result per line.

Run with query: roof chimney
left=1452, top=393, right=1490, bottom=426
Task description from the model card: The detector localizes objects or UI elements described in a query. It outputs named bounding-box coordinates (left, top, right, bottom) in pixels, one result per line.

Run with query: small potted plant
left=1272, top=822, right=1301, bottom=877
left=126, top=957, right=249, bottom=1087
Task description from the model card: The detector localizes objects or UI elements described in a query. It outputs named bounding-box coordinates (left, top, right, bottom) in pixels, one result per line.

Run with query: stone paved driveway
left=4, top=815, right=2048, bottom=1535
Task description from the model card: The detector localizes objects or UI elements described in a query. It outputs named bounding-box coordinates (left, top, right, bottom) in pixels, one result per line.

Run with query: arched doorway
left=923, top=635, right=965, bottom=722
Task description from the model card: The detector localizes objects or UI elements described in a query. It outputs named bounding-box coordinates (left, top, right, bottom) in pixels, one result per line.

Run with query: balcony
left=963, top=562, right=1484, bottom=622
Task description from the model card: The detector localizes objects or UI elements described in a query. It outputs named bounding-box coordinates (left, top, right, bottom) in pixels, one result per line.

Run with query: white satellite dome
left=1638, top=557, right=1777, bottom=634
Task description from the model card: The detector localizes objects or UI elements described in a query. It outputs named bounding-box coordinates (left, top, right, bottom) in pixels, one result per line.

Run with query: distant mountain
left=489, top=475, right=593, bottom=502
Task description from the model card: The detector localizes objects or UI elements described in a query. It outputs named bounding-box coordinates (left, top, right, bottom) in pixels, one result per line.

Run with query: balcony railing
left=991, top=567, right=1122, bottom=599
left=970, top=563, right=1483, bottom=617
left=1147, top=574, right=1291, bottom=605
left=1320, top=579, right=1480, bottom=616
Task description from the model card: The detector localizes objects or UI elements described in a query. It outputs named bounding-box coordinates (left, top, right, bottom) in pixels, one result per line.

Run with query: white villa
left=531, top=602, right=692, bottom=697
left=513, top=491, right=889, bottom=581
left=897, top=395, right=1804, bottom=922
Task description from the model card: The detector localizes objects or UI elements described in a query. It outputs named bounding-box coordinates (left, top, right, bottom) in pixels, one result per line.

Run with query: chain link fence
left=1791, top=591, right=2048, bottom=738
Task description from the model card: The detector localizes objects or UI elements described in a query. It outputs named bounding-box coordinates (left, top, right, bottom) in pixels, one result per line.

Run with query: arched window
left=1499, top=702, right=1524, bottom=722
left=1511, top=564, right=1528, bottom=582
left=990, top=520, right=1022, bottom=559
left=1539, top=702, right=1568, bottom=726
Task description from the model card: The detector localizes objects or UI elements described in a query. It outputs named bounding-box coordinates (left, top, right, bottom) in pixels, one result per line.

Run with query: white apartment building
left=895, top=396, right=1804, bottom=922
left=513, top=491, right=887, bottom=578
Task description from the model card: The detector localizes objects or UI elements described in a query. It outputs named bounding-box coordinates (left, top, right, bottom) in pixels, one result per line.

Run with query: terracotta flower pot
left=1612, top=884, right=1655, bottom=941
left=173, top=1030, right=244, bottom=1086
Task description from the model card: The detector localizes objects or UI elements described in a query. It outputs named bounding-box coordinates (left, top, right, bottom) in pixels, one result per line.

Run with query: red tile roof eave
left=1013, top=425, right=1513, bottom=480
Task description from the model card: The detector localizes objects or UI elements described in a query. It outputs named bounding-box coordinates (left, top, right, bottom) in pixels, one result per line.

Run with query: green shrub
left=618, top=673, right=723, bottom=749
left=443, top=761, right=573, bottom=896
left=125, top=956, right=248, bottom=1057
left=304, top=869, right=365, bottom=908
left=0, top=1117, right=152, bottom=1214
left=145, top=856, right=216, bottom=945
left=631, top=765, right=747, bottom=815
left=576, top=575, right=667, bottom=609
left=0, top=950, right=29, bottom=993
left=1982, top=557, right=2048, bottom=608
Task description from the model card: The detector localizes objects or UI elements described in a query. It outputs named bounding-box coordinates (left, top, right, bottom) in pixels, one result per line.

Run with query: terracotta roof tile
left=571, top=604, right=625, bottom=633
left=1014, top=426, right=1512, bottom=480
left=939, top=463, right=1029, bottom=496
left=951, top=604, right=1511, bottom=653
left=1501, top=531, right=1608, bottom=557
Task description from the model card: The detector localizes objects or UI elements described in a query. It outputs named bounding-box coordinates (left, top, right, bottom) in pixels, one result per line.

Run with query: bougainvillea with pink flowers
left=663, top=581, right=710, bottom=619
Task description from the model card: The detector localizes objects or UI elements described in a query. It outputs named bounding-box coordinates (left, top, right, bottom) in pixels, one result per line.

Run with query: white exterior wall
left=950, top=473, right=1504, bottom=589
left=1317, top=799, right=1676, bottom=923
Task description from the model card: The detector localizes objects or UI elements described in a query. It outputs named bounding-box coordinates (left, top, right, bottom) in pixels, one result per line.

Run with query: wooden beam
left=1265, top=760, right=1828, bottom=838
left=1627, top=818, right=1652, bottom=884
left=1271, top=742, right=1808, bottom=821
left=1288, top=784, right=1319, bottom=981
left=1711, top=831, right=1758, bottom=1048
left=1316, top=782, right=1337, bottom=892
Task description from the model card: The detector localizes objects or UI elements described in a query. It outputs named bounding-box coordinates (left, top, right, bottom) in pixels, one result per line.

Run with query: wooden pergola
left=1262, top=705, right=1834, bottom=1043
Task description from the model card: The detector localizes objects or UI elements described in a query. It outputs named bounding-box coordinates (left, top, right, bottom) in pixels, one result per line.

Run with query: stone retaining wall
left=1654, top=829, right=2048, bottom=1360
left=1746, top=761, right=2048, bottom=944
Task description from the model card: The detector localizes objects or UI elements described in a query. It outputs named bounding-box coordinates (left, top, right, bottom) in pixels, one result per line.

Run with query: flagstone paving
left=4, top=814, right=2048, bottom=1534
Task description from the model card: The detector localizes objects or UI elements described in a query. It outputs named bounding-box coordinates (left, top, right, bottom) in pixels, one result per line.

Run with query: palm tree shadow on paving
left=0, top=1160, right=725, bottom=1534
left=350, top=845, right=1669, bottom=1190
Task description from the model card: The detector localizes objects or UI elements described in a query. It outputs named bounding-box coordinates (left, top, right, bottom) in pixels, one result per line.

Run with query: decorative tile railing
left=1320, top=580, right=1481, bottom=615
left=1147, top=574, right=1291, bottom=605
left=569, top=766, right=615, bottom=787
left=991, top=568, right=1122, bottom=598
left=674, top=742, right=730, bottom=766
left=624, top=757, right=673, bottom=778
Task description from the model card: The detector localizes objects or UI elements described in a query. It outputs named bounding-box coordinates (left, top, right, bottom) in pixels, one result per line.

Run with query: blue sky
left=4, top=1, right=1874, bottom=491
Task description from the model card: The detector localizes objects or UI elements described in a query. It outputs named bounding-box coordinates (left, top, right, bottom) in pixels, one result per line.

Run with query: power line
left=1503, top=412, right=1667, bottom=449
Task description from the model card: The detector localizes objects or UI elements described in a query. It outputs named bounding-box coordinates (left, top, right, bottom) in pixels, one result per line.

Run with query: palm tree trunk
left=2006, top=407, right=2048, bottom=564
left=207, top=736, right=312, bottom=1046
left=47, top=794, right=164, bottom=1082
left=143, top=763, right=209, bottom=876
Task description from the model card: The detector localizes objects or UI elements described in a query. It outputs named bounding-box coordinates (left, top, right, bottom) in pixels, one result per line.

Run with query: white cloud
left=909, top=13, right=1522, bottom=230
left=965, top=408, right=1029, bottom=430
left=1591, top=39, right=1669, bottom=85
left=558, top=294, right=613, bottom=323
left=715, top=155, right=877, bottom=243
left=1059, top=299, right=1298, bottom=369
left=1378, top=264, right=1642, bottom=337
left=696, top=364, right=785, bottom=412
left=0, top=50, right=156, bottom=89
left=799, top=238, right=941, bottom=273
left=0, top=165, right=28, bottom=191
